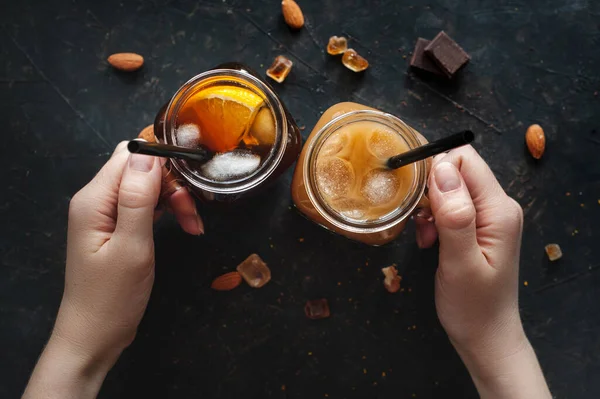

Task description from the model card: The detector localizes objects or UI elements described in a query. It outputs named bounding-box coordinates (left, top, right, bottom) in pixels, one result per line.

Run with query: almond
left=107, top=52, right=144, bottom=72
left=282, top=0, right=304, bottom=30
left=525, top=124, right=545, bottom=159
left=211, top=271, right=242, bottom=291
left=137, top=124, right=157, bottom=143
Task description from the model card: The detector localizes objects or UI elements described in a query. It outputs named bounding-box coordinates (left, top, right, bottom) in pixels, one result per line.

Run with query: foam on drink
left=315, top=121, right=414, bottom=221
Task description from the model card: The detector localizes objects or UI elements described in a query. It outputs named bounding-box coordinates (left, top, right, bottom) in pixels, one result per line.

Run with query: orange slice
left=191, top=86, right=264, bottom=152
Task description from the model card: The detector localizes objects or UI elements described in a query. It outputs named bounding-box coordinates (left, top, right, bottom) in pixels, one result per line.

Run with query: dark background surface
left=1, top=0, right=599, bottom=398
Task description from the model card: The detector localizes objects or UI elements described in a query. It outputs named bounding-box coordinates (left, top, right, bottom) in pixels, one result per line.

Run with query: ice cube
left=331, top=198, right=367, bottom=220
left=367, top=129, right=399, bottom=159
left=304, top=299, right=330, bottom=320
left=360, top=168, right=399, bottom=206
left=250, top=107, right=276, bottom=145
left=175, top=124, right=201, bottom=148
left=236, top=254, right=271, bottom=288
left=316, top=156, right=355, bottom=200
left=200, top=149, right=261, bottom=181
left=320, top=131, right=347, bottom=156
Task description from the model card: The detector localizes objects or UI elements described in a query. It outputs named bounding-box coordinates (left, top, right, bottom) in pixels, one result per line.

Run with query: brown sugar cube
left=304, top=299, right=330, bottom=320
left=266, top=55, right=293, bottom=83
left=424, top=31, right=470, bottom=78
left=327, top=36, right=348, bottom=55
left=342, top=49, right=369, bottom=72
left=544, top=244, right=563, bottom=261
left=236, top=254, right=271, bottom=288
left=409, top=38, right=445, bottom=76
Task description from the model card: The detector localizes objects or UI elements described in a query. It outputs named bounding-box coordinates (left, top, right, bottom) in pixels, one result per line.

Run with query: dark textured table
left=2, top=0, right=599, bottom=398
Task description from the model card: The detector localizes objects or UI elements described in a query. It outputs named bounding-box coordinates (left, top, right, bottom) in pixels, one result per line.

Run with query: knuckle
left=140, top=250, right=155, bottom=269
left=68, top=189, right=86, bottom=217
left=463, top=144, right=477, bottom=154
left=454, top=145, right=480, bottom=166
left=69, top=191, right=81, bottom=207
left=447, top=144, right=473, bottom=158
left=432, top=153, right=447, bottom=165
left=459, top=144, right=477, bottom=157
left=502, top=197, right=524, bottom=233
left=132, top=249, right=154, bottom=270
left=113, top=247, right=154, bottom=276
left=436, top=200, right=476, bottom=230
left=108, top=141, right=129, bottom=160
left=120, top=240, right=155, bottom=268
left=119, top=179, right=155, bottom=210
left=115, top=141, right=129, bottom=153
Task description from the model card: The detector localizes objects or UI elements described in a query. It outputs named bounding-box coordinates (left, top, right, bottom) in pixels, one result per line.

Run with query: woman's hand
left=23, top=142, right=202, bottom=399
left=415, top=145, right=551, bottom=399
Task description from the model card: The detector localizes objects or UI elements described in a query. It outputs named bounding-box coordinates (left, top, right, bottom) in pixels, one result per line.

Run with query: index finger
left=430, top=145, right=523, bottom=265
left=431, top=145, right=506, bottom=212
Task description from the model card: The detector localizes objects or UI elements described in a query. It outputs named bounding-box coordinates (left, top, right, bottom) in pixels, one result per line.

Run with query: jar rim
left=163, top=68, right=288, bottom=194
left=303, top=110, right=427, bottom=234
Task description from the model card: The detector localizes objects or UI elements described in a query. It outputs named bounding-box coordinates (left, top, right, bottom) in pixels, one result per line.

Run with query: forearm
left=458, top=338, right=551, bottom=399
left=22, top=334, right=114, bottom=399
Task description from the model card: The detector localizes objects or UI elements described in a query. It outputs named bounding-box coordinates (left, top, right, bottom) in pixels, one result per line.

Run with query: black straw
left=386, top=130, right=474, bottom=170
left=127, top=140, right=214, bottom=164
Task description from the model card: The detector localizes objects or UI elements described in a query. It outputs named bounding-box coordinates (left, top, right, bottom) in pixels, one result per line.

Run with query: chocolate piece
left=424, top=31, right=470, bottom=78
left=409, top=38, right=445, bottom=76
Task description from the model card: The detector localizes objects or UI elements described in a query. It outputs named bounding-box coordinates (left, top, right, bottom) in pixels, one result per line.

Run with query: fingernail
left=415, top=209, right=431, bottom=220
left=416, top=230, right=424, bottom=248
left=194, top=208, right=205, bottom=235
left=196, top=217, right=204, bottom=235
left=434, top=162, right=461, bottom=193
left=129, top=154, right=155, bottom=172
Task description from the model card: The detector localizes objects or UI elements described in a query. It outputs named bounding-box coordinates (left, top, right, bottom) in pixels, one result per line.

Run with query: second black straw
left=386, top=130, right=474, bottom=170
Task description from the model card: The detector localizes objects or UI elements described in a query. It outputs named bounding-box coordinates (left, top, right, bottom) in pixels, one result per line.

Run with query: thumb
left=113, top=153, right=162, bottom=243
left=429, top=161, right=483, bottom=266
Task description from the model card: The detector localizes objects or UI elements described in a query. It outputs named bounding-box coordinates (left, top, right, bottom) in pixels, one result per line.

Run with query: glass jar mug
left=291, top=102, right=431, bottom=246
left=153, top=63, right=302, bottom=202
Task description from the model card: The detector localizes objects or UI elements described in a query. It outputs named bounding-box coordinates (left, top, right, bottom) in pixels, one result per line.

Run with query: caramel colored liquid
left=176, top=86, right=276, bottom=152
left=291, top=102, right=429, bottom=246
left=174, top=84, right=277, bottom=182
left=316, top=121, right=414, bottom=221
left=154, top=63, right=303, bottom=203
